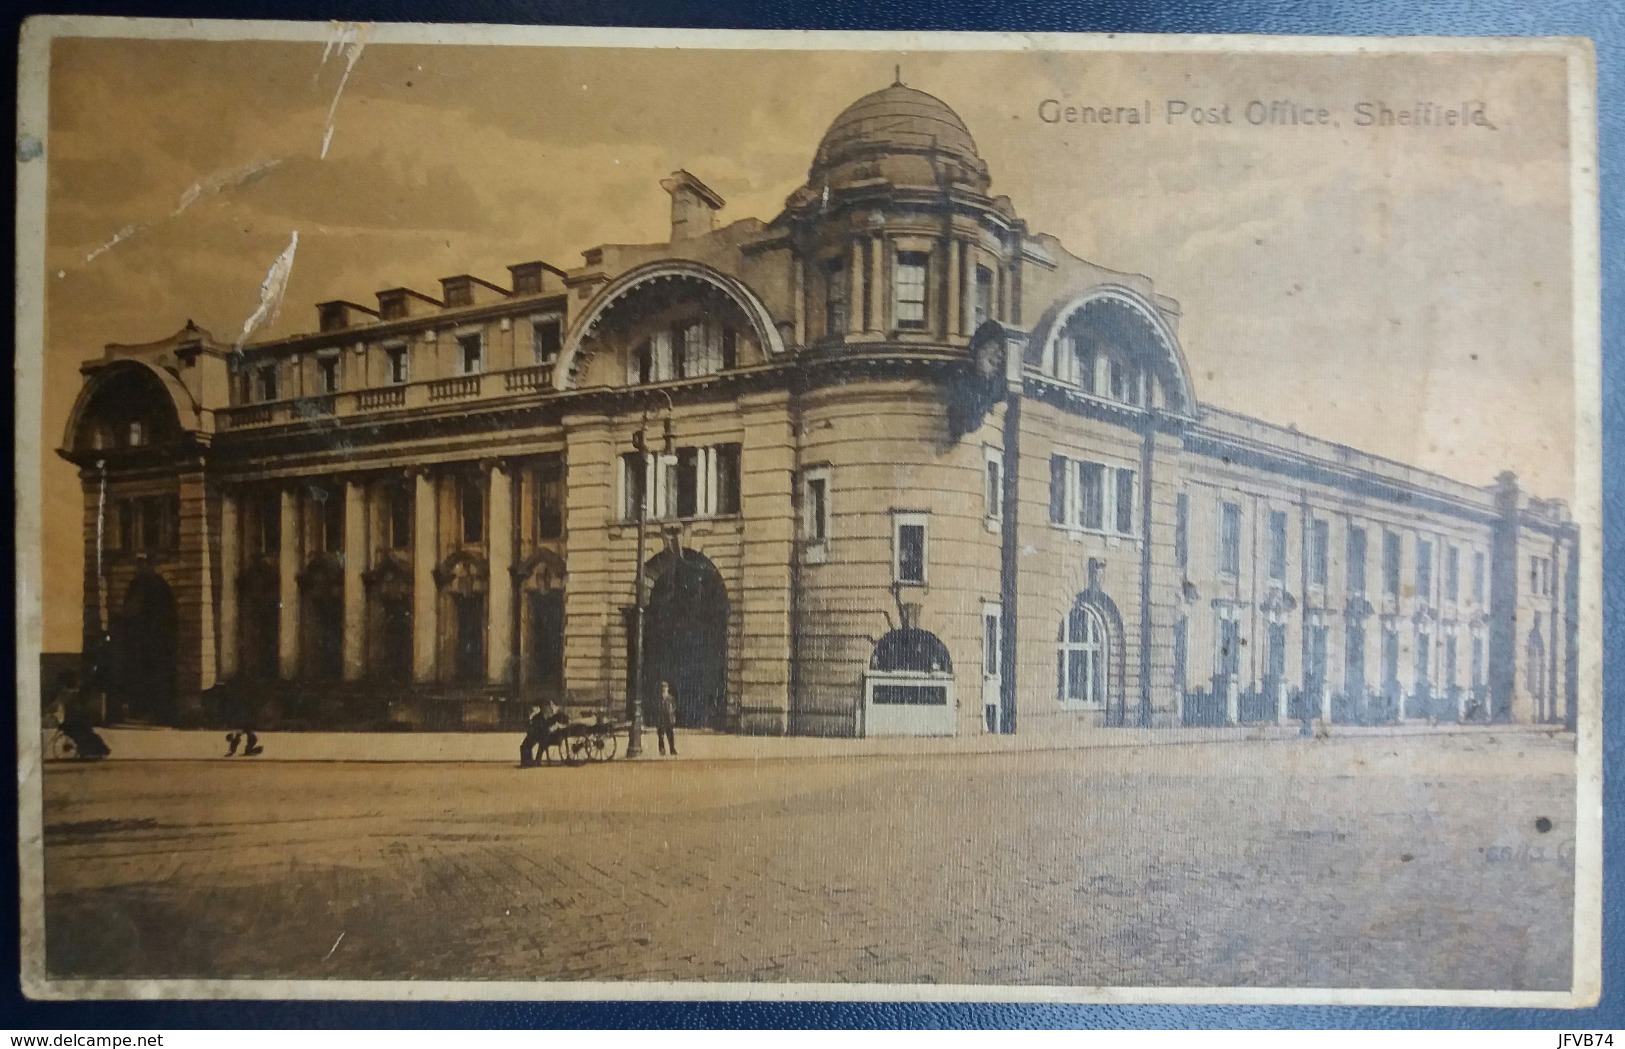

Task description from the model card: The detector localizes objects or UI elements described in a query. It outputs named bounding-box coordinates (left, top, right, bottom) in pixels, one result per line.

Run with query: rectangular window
left=1173, top=617, right=1188, bottom=696
left=619, top=452, right=645, bottom=522
left=1382, top=627, right=1400, bottom=692
left=1445, top=544, right=1460, bottom=602
left=1417, top=539, right=1434, bottom=604
left=257, top=363, right=278, bottom=402
left=388, top=483, right=412, bottom=549
left=1308, top=624, right=1329, bottom=690
left=460, top=477, right=484, bottom=544
left=1049, top=455, right=1068, bottom=525
left=1383, top=531, right=1402, bottom=598
left=824, top=258, right=847, bottom=335
left=317, top=354, right=340, bottom=394
left=1309, top=518, right=1330, bottom=588
left=1077, top=462, right=1105, bottom=532
left=1416, top=630, right=1432, bottom=688
left=386, top=345, right=409, bottom=385
left=894, top=251, right=928, bottom=329
left=1348, top=526, right=1368, bottom=596
left=721, top=329, right=738, bottom=370
left=1114, top=468, right=1136, bottom=535
left=535, top=456, right=564, bottom=540
left=713, top=444, right=741, bottom=516
left=1268, top=510, right=1288, bottom=582
left=1219, top=501, right=1242, bottom=577
left=1471, top=635, right=1485, bottom=687
left=983, top=448, right=1002, bottom=523
left=804, top=468, right=830, bottom=548
left=894, top=512, right=928, bottom=585
left=378, top=292, right=406, bottom=320
left=1530, top=555, right=1540, bottom=594
left=674, top=447, right=700, bottom=518
left=443, top=279, right=472, bottom=308
left=974, top=265, right=994, bottom=327
left=983, top=604, right=1001, bottom=677
left=1175, top=492, right=1190, bottom=570
left=1445, top=635, right=1458, bottom=692
left=532, top=315, right=563, bottom=364
left=1474, top=551, right=1486, bottom=603
left=457, top=333, right=483, bottom=375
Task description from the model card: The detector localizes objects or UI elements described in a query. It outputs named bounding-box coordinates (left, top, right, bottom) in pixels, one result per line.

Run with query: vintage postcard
left=14, top=20, right=1601, bottom=1005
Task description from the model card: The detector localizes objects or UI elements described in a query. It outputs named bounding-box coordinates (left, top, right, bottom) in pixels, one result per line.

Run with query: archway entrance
left=642, top=550, right=728, bottom=729
left=111, top=566, right=177, bottom=723
left=365, top=558, right=414, bottom=684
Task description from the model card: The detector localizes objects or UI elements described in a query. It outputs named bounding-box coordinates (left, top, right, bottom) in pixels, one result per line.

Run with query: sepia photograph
left=13, top=21, right=1602, bottom=1005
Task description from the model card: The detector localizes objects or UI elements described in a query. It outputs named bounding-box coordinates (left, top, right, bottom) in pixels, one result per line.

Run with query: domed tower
left=780, top=78, right=1022, bottom=348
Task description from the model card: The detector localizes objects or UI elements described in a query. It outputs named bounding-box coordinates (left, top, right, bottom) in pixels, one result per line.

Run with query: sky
left=35, top=35, right=1577, bottom=652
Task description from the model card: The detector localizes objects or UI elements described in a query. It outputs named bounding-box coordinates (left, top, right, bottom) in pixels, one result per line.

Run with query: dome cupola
left=804, top=79, right=990, bottom=195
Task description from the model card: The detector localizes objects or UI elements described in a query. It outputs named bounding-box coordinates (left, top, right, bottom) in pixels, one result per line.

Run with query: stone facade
left=58, top=82, right=1580, bottom=736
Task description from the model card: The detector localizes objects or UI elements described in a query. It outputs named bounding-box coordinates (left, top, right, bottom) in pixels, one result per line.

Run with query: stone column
left=562, top=414, right=614, bottom=707
left=341, top=478, right=366, bottom=681
left=847, top=239, right=864, bottom=335
left=486, top=461, right=514, bottom=684
left=176, top=467, right=217, bottom=705
left=218, top=490, right=239, bottom=681
left=277, top=485, right=300, bottom=680
left=738, top=390, right=796, bottom=734
left=960, top=241, right=976, bottom=335
left=946, top=238, right=962, bottom=338
left=791, top=255, right=806, bottom=345
left=412, top=469, right=438, bottom=683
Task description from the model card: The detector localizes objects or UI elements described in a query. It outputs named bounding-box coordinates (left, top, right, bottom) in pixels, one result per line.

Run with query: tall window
left=387, top=482, right=412, bottom=549
left=894, top=251, right=928, bottom=329
left=316, top=486, right=344, bottom=554
left=1308, top=518, right=1330, bottom=588
left=459, top=476, right=484, bottom=544
left=1473, top=551, right=1486, bottom=604
left=1471, top=634, right=1485, bottom=688
left=1058, top=604, right=1107, bottom=707
left=1078, top=462, right=1105, bottom=531
left=317, top=354, right=340, bottom=394
left=1417, top=539, right=1434, bottom=604
left=1175, top=492, right=1190, bottom=570
left=457, top=333, right=483, bottom=375
left=386, top=345, right=410, bottom=385
left=983, top=447, right=1003, bottom=524
left=1172, top=616, right=1188, bottom=697
left=535, top=456, right=564, bottom=540
left=256, top=363, right=279, bottom=402
left=1268, top=510, right=1288, bottom=582
left=1348, top=526, right=1368, bottom=596
left=619, top=444, right=741, bottom=522
left=1049, top=455, right=1068, bottom=525
left=1445, top=544, right=1461, bottom=602
left=803, top=467, right=830, bottom=552
left=825, top=258, right=848, bottom=335
left=974, top=265, right=994, bottom=327
left=1382, top=626, right=1400, bottom=695
left=1382, top=531, right=1402, bottom=598
left=1415, top=629, right=1432, bottom=691
left=1219, top=501, right=1242, bottom=577
left=532, top=315, right=563, bottom=365
left=1527, top=617, right=1546, bottom=699
left=893, top=512, right=928, bottom=585
left=1115, top=468, right=1136, bottom=535
left=1444, top=634, right=1458, bottom=693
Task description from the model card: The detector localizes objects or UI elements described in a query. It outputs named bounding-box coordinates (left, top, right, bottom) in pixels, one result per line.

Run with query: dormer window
left=894, top=251, right=928, bottom=330
left=378, top=291, right=407, bottom=320
left=319, top=302, right=347, bottom=332
left=458, top=333, right=483, bottom=375
left=443, top=278, right=473, bottom=308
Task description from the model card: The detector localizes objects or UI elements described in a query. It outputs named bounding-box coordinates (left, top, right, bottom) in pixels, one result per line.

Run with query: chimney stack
left=660, top=169, right=724, bottom=241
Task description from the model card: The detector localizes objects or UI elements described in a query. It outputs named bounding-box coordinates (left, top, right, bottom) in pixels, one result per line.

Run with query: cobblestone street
left=39, top=731, right=1576, bottom=990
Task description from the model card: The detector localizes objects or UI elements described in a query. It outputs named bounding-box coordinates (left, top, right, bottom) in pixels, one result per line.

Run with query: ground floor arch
left=642, top=548, right=729, bottom=729
left=110, top=566, right=177, bottom=723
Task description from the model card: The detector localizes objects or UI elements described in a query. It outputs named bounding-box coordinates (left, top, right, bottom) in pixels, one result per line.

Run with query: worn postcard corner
left=14, top=18, right=1602, bottom=1006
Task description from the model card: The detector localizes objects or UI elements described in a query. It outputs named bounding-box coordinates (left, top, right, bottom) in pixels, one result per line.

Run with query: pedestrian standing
left=654, top=680, right=678, bottom=757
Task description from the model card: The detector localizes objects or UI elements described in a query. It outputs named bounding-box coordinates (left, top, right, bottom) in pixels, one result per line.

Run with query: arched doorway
left=643, top=549, right=728, bottom=729
left=111, top=565, right=177, bottom=723
left=435, top=552, right=488, bottom=684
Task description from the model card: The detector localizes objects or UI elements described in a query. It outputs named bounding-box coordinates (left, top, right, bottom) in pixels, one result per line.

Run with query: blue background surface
left=2, top=0, right=1619, bottom=1030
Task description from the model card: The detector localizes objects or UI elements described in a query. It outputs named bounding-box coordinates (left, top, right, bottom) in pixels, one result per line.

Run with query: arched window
left=1058, top=604, right=1108, bottom=707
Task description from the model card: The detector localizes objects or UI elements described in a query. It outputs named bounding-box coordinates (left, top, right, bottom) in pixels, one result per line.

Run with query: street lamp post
left=626, top=408, right=674, bottom=760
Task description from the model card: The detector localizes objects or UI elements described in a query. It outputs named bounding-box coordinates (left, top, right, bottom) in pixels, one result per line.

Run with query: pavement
left=42, top=718, right=1569, bottom=765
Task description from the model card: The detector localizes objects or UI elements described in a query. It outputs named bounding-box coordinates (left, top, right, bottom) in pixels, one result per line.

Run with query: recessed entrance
left=111, top=567, right=177, bottom=723
left=642, top=549, right=728, bottom=729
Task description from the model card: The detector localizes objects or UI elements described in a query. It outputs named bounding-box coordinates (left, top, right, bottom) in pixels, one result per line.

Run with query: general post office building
left=61, top=82, right=1580, bottom=737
